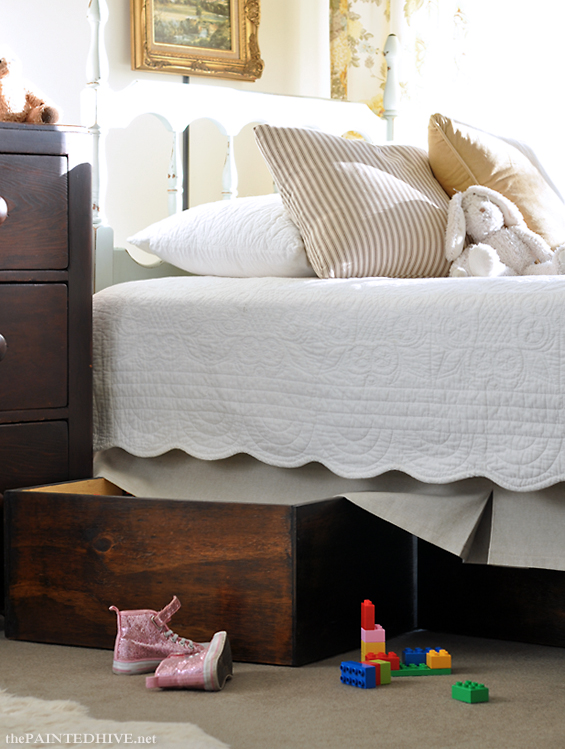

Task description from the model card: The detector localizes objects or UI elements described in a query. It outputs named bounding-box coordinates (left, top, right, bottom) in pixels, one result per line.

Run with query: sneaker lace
left=151, top=615, right=195, bottom=650
left=163, top=626, right=195, bottom=650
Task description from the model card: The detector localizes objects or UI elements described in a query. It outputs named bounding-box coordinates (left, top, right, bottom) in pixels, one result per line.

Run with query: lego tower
left=360, top=599, right=386, bottom=661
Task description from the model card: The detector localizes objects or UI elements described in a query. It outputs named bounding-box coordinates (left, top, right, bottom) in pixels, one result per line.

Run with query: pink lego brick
left=361, top=625, right=386, bottom=643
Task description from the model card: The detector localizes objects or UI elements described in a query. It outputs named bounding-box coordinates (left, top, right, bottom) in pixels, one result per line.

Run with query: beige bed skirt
left=94, top=448, right=565, bottom=572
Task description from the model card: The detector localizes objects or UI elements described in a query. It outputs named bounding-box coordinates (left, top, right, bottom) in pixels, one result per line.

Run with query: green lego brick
left=392, top=664, right=452, bottom=677
left=374, top=659, right=391, bottom=685
left=452, top=681, right=489, bottom=703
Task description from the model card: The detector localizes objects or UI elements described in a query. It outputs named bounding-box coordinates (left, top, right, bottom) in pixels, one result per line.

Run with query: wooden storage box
left=417, top=538, right=565, bottom=648
left=4, top=478, right=415, bottom=665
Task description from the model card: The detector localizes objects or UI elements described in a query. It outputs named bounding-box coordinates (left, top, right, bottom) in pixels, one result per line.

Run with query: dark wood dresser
left=0, top=123, right=92, bottom=608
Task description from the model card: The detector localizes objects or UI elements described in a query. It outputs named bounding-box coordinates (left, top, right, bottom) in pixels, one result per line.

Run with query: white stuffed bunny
left=445, top=185, right=565, bottom=277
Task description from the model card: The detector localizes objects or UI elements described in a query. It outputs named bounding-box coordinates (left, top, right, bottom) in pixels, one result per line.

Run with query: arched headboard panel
left=83, top=0, right=399, bottom=290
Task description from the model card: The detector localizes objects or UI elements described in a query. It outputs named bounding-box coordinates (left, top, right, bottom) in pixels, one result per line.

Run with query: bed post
left=383, top=34, right=400, bottom=142
left=221, top=135, right=239, bottom=200
left=168, top=134, right=183, bottom=215
left=84, top=0, right=114, bottom=291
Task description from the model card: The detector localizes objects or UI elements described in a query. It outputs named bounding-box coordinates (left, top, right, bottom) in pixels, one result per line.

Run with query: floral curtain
left=329, top=0, right=469, bottom=137
left=329, top=1, right=565, bottom=196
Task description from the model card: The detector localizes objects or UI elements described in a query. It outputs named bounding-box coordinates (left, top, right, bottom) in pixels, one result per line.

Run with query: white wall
left=2, top=0, right=330, bottom=248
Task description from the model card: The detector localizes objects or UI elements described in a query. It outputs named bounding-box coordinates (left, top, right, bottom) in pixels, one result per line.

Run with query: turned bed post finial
left=168, top=135, right=183, bottom=215
left=221, top=135, right=239, bottom=200
left=86, top=0, right=115, bottom=291
left=383, top=33, right=400, bottom=142
left=86, top=0, right=109, bottom=227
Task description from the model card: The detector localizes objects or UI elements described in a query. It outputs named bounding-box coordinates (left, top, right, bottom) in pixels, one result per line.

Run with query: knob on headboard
left=0, top=196, right=7, bottom=224
left=0, top=334, right=7, bottom=361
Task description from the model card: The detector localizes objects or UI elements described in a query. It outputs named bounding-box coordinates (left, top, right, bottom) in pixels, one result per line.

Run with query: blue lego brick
left=452, top=681, right=489, bottom=703
left=403, top=648, right=427, bottom=666
left=340, top=661, right=376, bottom=689
left=392, top=663, right=451, bottom=677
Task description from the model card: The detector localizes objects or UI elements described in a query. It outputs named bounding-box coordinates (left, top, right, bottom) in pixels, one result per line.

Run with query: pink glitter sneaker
left=146, top=631, right=232, bottom=691
left=110, top=596, right=209, bottom=675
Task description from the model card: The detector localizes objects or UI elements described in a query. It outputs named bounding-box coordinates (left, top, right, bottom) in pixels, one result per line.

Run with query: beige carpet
left=1, top=621, right=565, bottom=748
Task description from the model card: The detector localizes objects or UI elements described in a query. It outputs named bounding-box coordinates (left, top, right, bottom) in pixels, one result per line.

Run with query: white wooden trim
left=383, top=34, right=401, bottom=142
left=221, top=136, right=238, bottom=201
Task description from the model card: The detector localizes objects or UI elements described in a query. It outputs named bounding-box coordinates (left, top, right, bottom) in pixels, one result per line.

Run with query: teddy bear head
left=0, top=56, right=12, bottom=80
left=0, top=49, right=21, bottom=81
left=445, top=185, right=526, bottom=262
left=461, top=191, right=505, bottom=241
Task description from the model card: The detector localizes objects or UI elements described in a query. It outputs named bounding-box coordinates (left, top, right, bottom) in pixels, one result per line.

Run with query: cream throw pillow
left=254, top=125, right=450, bottom=279
left=428, top=113, right=565, bottom=249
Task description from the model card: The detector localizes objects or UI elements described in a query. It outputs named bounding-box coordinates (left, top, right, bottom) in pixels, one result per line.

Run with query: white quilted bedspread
left=93, top=275, right=565, bottom=491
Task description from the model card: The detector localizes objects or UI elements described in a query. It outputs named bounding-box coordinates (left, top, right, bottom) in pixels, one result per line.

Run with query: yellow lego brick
left=426, top=649, right=452, bottom=669
left=362, top=640, right=386, bottom=662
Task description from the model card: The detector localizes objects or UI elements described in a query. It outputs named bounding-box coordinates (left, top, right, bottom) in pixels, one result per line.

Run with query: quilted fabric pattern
left=127, top=193, right=315, bottom=277
left=93, top=275, right=565, bottom=491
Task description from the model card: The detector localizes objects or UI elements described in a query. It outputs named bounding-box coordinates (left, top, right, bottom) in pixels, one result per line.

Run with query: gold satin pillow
left=428, top=113, right=565, bottom=249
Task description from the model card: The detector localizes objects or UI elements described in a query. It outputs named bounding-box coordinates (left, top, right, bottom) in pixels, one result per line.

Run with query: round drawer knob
left=0, top=334, right=7, bottom=361
left=0, top=197, right=7, bottom=225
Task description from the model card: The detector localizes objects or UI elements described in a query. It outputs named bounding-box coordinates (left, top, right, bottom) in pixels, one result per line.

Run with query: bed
left=85, top=0, right=565, bottom=648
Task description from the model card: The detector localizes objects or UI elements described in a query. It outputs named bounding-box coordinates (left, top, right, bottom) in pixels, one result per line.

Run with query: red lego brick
left=361, top=599, right=375, bottom=630
left=367, top=651, right=400, bottom=671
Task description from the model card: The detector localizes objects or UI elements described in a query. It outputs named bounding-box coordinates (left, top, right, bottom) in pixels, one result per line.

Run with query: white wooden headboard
left=83, top=0, right=400, bottom=292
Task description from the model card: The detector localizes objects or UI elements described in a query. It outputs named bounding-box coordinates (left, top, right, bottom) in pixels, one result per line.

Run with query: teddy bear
left=0, top=49, right=59, bottom=125
left=445, top=184, right=565, bottom=277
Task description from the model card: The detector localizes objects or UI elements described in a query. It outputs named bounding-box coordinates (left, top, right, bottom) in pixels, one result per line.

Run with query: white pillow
left=127, top=193, right=315, bottom=277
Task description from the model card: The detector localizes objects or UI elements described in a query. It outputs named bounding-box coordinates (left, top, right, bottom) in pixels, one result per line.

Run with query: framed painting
left=130, top=0, right=264, bottom=81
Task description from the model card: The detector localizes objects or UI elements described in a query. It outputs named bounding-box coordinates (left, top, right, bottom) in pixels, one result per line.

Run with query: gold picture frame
left=130, top=0, right=263, bottom=82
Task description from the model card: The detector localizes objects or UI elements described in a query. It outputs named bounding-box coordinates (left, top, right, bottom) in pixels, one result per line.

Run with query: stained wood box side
left=5, top=479, right=295, bottom=665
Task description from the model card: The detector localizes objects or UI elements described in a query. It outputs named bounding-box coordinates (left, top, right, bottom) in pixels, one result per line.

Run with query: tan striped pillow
left=254, top=125, right=450, bottom=279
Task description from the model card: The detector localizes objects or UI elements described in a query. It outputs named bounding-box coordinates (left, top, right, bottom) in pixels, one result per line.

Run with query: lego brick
left=426, top=649, right=452, bottom=670
left=392, top=664, right=452, bottom=677
left=452, top=681, right=489, bottom=703
left=378, top=660, right=392, bottom=685
left=362, top=640, right=386, bottom=662
left=403, top=647, right=427, bottom=666
left=366, top=651, right=400, bottom=670
left=373, top=660, right=392, bottom=685
left=362, top=626, right=386, bottom=643
left=361, top=599, right=375, bottom=630
left=340, top=661, right=376, bottom=689
left=358, top=658, right=392, bottom=685
left=362, top=659, right=381, bottom=685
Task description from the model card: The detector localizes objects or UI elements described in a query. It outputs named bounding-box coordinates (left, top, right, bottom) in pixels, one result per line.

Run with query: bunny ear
left=445, top=191, right=466, bottom=261
left=467, top=185, right=525, bottom=227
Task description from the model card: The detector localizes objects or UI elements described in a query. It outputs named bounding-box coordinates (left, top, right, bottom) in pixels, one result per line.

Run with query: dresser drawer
left=0, top=284, right=67, bottom=410
left=0, top=421, right=68, bottom=493
left=0, top=154, right=68, bottom=270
